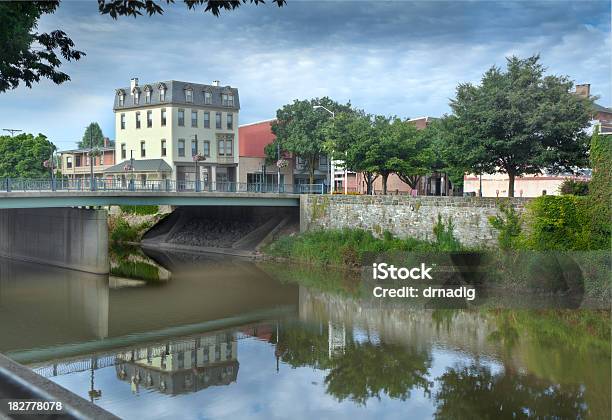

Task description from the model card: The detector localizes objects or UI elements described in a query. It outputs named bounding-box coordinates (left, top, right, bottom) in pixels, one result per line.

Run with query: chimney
left=212, top=80, right=220, bottom=87
left=103, top=137, right=110, bottom=147
left=130, top=77, right=139, bottom=93
left=575, top=83, right=590, bottom=98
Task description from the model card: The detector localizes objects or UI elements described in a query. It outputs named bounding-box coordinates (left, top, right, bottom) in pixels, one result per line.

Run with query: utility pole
left=2, top=128, right=22, bottom=136
left=90, top=127, right=94, bottom=190
left=277, top=141, right=281, bottom=193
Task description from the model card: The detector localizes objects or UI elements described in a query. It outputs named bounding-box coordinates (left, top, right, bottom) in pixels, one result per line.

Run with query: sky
left=0, top=0, right=610, bottom=150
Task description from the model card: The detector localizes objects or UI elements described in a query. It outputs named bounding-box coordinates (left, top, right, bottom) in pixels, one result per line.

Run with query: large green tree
left=387, top=119, right=434, bottom=191
left=269, top=97, right=353, bottom=185
left=78, top=122, right=105, bottom=149
left=448, top=55, right=593, bottom=197
left=0, top=0, right=285, bottom=93
left=0, top=133, right=56, bottom=178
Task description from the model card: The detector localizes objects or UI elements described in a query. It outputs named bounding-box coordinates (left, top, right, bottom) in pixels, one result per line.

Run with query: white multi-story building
left=108, top=78, right=240, bottom=188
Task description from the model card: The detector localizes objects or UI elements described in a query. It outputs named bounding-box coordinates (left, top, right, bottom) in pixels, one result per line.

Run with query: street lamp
left=313, top=105, right=335, bottom=193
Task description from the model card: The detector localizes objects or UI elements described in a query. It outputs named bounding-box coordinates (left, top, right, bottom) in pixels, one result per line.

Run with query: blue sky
left=0, top=0, right=610, bottom=150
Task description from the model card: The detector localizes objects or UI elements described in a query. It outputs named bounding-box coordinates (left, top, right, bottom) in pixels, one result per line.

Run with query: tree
left=0, top=0, right=284, bottom=93
left=79, top=122, right=105, bottom=149
left=388, top=119, right=434, bottom=190
left=269, top=97, right=353, bottom=185
left=0, top=133, right=56, bottom=178
left=448, top=55, right=593, bottom=197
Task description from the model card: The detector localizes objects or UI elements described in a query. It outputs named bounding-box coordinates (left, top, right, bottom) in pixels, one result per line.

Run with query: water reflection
left=0, top=253, right=609, bottom=419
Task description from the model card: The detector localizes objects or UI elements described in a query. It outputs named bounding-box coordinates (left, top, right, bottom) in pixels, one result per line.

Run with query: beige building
left=59, top=138, right=115, bottom=180
left=111, top=78, right=239, bottom=189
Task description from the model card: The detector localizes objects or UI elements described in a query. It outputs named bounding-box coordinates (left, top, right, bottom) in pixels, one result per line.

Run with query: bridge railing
left=1, top=178, right=326, bottom=195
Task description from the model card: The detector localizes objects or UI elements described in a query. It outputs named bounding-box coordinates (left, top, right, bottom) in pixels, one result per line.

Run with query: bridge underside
left=0, top=192, right=300, bottom=209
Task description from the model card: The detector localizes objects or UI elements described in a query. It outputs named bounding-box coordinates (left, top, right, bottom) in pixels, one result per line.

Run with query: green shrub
left=488, top=201, right=523, bottom=250
left=524, top=195, right=591, bottom=250
left=119, top=205, right=159, bottom=215
left=109, top=218, right=152, bottom=243
left=587, top=127, right=611, bottom=249
left=432, top=214, right=463, bottom=251
left=558, top=179, right=589, bottom=196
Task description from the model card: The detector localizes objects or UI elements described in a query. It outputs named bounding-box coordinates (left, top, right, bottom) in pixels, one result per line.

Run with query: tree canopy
left=0, top=0, right=285, bottom=93
left=268, top=97, right=353, bottom=184
left=0, top=133, right=56, bottom=178
left=79, top=122, right=106, bottom=149
left=447, top=55, right=593, bottom=197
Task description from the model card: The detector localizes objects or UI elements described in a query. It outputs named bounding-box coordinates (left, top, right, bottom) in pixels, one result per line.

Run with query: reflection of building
left=114, top=331, right=238, bottom=395
left=112, top=78, right=240, bottom=187
left=59, top=138, right=115, bottom=180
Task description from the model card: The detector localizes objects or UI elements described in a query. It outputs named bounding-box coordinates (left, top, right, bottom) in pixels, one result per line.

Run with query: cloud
left=0, top=0, right=609, bottom=148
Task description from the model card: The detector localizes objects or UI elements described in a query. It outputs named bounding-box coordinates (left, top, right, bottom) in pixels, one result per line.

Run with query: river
left=0, top=248, right=609, bottom=419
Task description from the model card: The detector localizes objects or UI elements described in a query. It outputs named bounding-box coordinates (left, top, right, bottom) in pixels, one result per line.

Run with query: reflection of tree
left=325, top=342, right=432, bottom=405
left=434, top=364, right=588, bottom=419
left=273, top=322, right=432, bottom=406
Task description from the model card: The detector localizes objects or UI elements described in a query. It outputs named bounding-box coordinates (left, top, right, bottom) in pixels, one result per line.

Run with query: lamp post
left=313, top=105, right=335, bottom=194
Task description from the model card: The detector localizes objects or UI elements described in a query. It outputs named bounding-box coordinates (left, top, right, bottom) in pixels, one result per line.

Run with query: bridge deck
left=0, top=191, right=301, bottom=208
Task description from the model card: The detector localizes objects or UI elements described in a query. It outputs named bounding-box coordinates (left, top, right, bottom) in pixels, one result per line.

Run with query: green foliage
left=110, top=261, right=160, bottom=282
left=119, top=205, right=159, bottom=215
left=266, top=227, right=463, bottom=266
left=0, top=133, right=56, bottom=178
left=587, top=127, right=611, bottom=249
left=488, top=201, right=523, bottom=249
left=268, top=97, right=353, bottom=184
left=0, top=2, right=84, bottom=92
left=109, top=218, right=152, bottom=243
left=524, top=195, right=591, bottom=250
left=78, top=122, right=105, bottom=149
left=448, top=55, right=592, bottom=197
left=558, top=179, right=589, bottom=196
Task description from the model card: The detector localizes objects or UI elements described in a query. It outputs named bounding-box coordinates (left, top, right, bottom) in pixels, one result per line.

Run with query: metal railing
left=1, top=178, right=326, bottom=195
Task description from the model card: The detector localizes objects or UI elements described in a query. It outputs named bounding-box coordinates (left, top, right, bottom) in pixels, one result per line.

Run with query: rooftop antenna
left=2, top=128, right=22, bottom=136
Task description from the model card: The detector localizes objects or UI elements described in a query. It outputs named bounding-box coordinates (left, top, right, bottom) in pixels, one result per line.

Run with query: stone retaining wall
left=300, top=195, right=530, bottom=248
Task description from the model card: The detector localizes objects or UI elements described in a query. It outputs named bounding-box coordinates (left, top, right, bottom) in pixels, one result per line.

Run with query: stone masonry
left=300, top=195, right=530, bottom=248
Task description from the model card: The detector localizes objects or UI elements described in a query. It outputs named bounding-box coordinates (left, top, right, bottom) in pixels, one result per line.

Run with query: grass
left=109, top=217, right=152, bottom=243
left=265, top=223, right=463, bottom=267
left=119, top=205, right=159, bottom=215
left=110, top=260, right=160, bottom=282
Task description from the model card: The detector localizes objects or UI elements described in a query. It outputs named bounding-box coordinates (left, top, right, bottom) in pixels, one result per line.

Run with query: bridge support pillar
left=0, top=208, right=109, bottom=274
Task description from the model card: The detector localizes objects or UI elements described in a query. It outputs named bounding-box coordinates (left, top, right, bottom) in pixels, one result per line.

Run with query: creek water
left=0, top=249, right=609, bottom=419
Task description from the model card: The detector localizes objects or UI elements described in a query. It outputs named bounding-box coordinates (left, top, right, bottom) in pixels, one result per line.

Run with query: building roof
left=593, top=102, right=612, bottom=114
left=239, top=120, right=276, bottom=158
left=59, top=147, right=115, bottom=154
left=113, top=80, right=240, bottom=111
left=104, top=159, right=172, bottom=173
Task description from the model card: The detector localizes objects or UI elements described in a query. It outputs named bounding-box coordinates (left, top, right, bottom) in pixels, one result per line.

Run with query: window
left=186, top=89, right=193, bottom=103
left=191, top=110, right=198, bottom=127
left=118, top=94, right=124, bottom=106
left=161, top=108, right=166, bottom=126
left=121, top=143, right=126, bottom=160
left=221, top=93, right=234, bottom=107
left=140, top=141, right=146, bottom=157
left=319, top=155, right=328, bottom=166
left=191, top=139, right=198, bottom=156
left=120, top=113, right=126, bottom=130
left=215, top=112, right=222, bottom=129
left=66, top=157, right=73, bottom=168
left=133, top=90, right=140, bottom=105
left=221, top=93, right=228, bottom=106
left=136, top=112, right=141, bottom=129
left=160, top=88, right=166, bottom=101
left=145, top=90, right=151, bottom=104
left=204, top=91, right=212, bottom=104
left=203, top=141, right=210, bottom=157
left=147, top=110, right=152, bottom=128
left=76, top=155, right=82, bottom=167
left=161, top=139, right=167, bottom=157
left=178, top=109, right=185, bottom=126
left=227, top=113, right=233, bottom=130
left=217, top=135, right=233, bottom=156
left=178, top=139, right=185, bottom=157
left=204, top=112, right=210, bottom=128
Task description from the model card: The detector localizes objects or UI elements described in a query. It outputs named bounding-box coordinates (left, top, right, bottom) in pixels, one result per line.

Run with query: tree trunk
left=508, top=172, right=515, bottom=197
left=382, top=173, right=388, bottom=195
left=309, top=157, right=315, bottom=185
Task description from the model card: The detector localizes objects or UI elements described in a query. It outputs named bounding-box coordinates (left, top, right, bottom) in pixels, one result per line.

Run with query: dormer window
left=222, top=93, right=234, bottom=107
left=185, top=87, right=193, bottom=103
left=117, top=90, right=125, bottom=107
left=144, top=85, right=152, bottom=104
left=158, top=83, right=167, bottom=101
left=133, top=88, right=140, bottom=105
left=204, top=91, right=212, bottom=105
